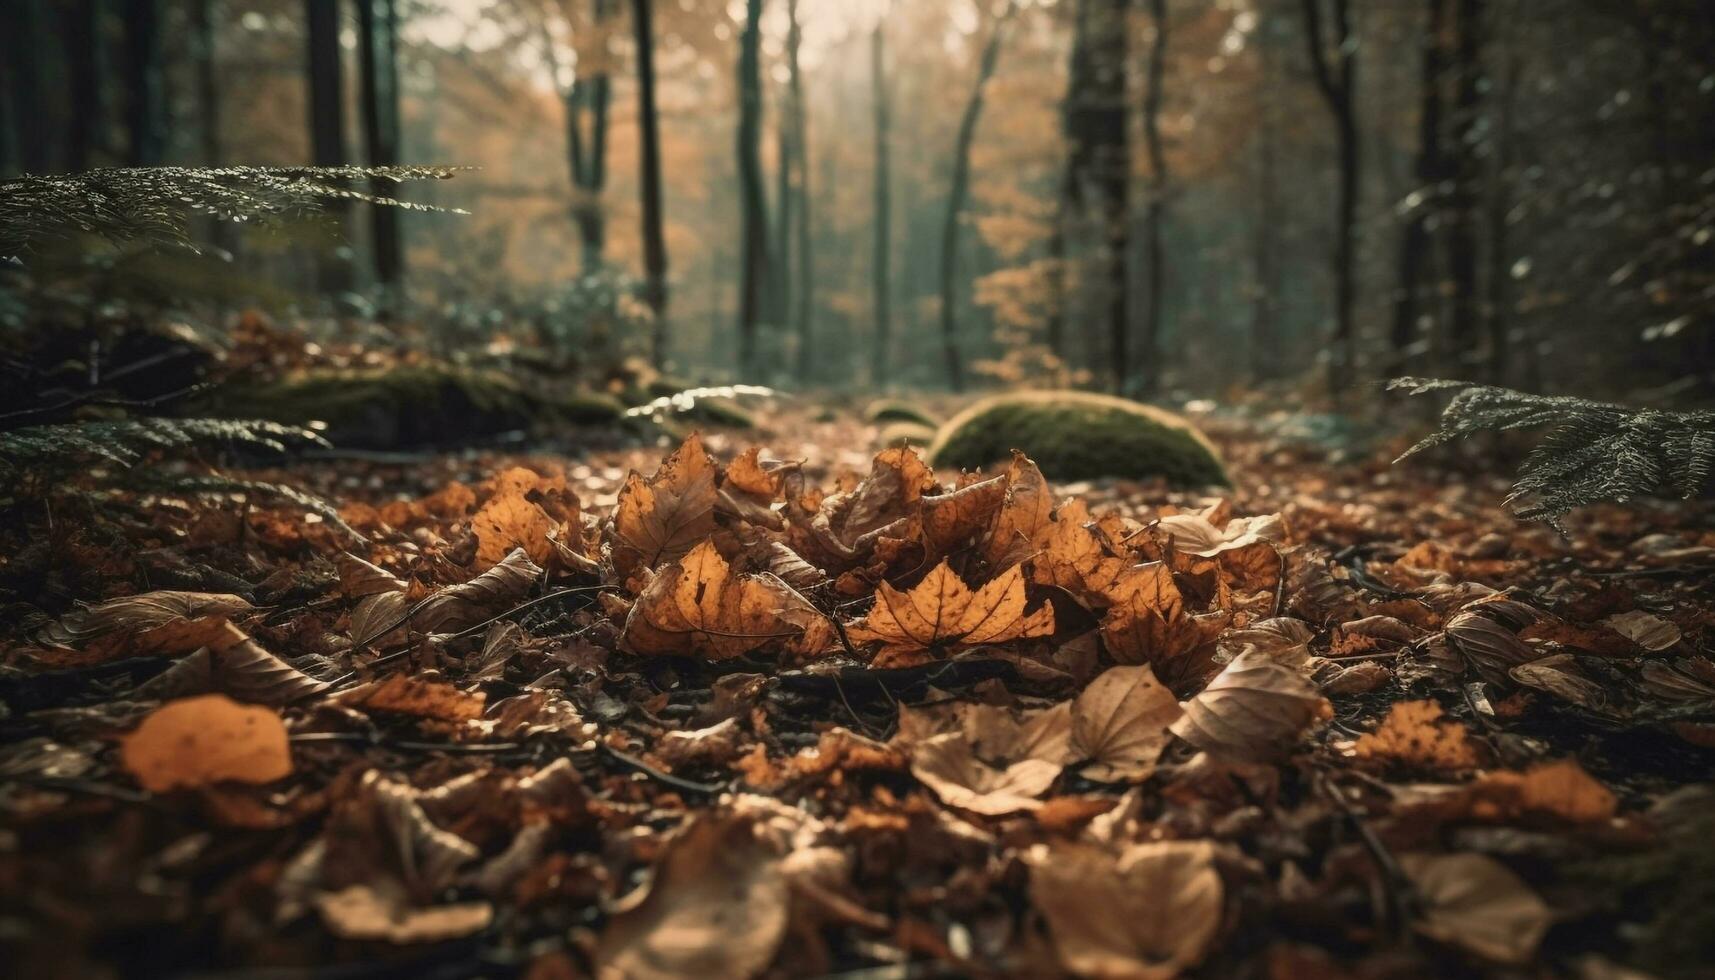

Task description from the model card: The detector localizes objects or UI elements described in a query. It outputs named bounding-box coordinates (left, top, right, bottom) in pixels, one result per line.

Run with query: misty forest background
left=3, top=0, right=1714, bottom=409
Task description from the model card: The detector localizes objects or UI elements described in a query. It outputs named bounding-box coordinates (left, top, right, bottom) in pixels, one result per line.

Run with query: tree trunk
left=937, top=1, right=1020, bottom=394
left=121, top=0, right=166, bottom=166
left=632, top=0, right=670, bottom=368
left=305, top=0, right=351, bottom=293
left=1250, top=8, right=1280, bottom=382
left=786, top=0, right=813, bottom=382
left=553, top=0, right=613, bottom=276
left=737, top=0, right=769, bottom=376
left=870, top=19, right=892, bottom=386
left=357, top=0, right=404, bottom=298
left=1301, top=0, right=1359, bottom=402
left=1391, top=0, right=1447, bottom=362
left=1138, top=0, right=1169, bottom=397
left=1067, top=0, right=1132, bottom=393
left=1485, top=37, right=1518, bottom=385
left=772, top=79, right=792, bottom=335
left=1446, top=0, right=1484, bottom=368
left=64, top=0, right=105, bottom=172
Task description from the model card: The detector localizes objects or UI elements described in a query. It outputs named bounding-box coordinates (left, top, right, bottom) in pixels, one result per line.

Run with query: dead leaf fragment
left=595, top=812, right=789, bottom=980
left=1353, top=700, right=1484, bottom=771
left=621, top=540, right=814, bottom=659
left=847, top=560, right=1054, bottom=667
left=337, top=673, right=486, bottom=723
left=1399, top=852, right=1551, bottom=964
left=1029, top=839, right=1223, bottom=979
left=1600, top=610, right=1681, bottom=652
left=316, top=885, right=492, bottom=944
left=1071, top=666, right=1183, bottom=782
left=1170, top=650, right=1331, bottom=762
left=121, top=694, right=292, bottom=793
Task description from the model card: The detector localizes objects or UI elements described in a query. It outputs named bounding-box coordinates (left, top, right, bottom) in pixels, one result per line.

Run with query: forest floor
left=4, top=394, right=1715, bottom=978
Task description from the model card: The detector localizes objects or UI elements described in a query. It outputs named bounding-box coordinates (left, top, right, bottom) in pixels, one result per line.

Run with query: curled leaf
left=1070, top=666, right=1183, bottom=782
left=1170, top=650, right=1331, bottom=762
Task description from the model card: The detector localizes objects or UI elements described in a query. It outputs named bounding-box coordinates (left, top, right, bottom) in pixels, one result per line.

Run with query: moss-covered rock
left=207, top=364, right=626, bottom=449
left=928, top=390, right=1227, bottom=485
left=877, top=420, right=937, bottom=450
left=864, top=398, right=940, bottom=428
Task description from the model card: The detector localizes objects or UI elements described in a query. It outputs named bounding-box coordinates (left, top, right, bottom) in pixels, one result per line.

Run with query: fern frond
left=0, top=166, right=468, bottom=256
left=1391, top=377, right=1715, bottom=528
left=0, top=417, right=328, bottom=484
left=137, top=472, right=362, bottom=543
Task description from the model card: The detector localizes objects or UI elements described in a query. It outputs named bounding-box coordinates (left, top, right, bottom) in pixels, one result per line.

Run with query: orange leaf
left=612, top=433, right=718, bottom=580
left=847, top=560, right=1054, bottom=666
left=621, top=540, right=814, bottom=660
left=121, top=694, right=292, bottom=793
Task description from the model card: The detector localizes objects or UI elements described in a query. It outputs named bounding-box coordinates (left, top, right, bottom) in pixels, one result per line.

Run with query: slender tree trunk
left=1485, top=37, right=1518, bottom=385
left=1446, top=0, right=1484, bottom=368
left=1250, top=9, right=1280, bottom=382
left=553, top=0, right=613, bottom=276
left=870, top=19, right=892, bottom=386
left=357, top=0, right=404, bottom=298
left=772, top=83, right=792, bottom=334
left=937, top=1, right=1020, bottom=394
left=1391, top=0, right=1446, bottom=363
left=632, top=0, right=670, bottom=367
left=786, top=0, right=813, bottom=381
left=305, top=0, right=351, bottom=293
left=121, top=0, right=166, bottom=166
left=1067, top=0, right=1131, bottom=393
left=64, top=0, right=105, bottom=171
left=1301, top=0, right=1359, bottom=402
left=737, top=0, right=770, bottom=376
left=2, top=0, right=51, bottom=175
left=1138, top=0, right=1169, bottom=396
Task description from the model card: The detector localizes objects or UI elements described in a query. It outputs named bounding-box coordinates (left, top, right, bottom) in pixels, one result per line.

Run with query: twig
left=1315, top=770, right=1417, bottom=939
left=598, top=741, right=725, bottom=795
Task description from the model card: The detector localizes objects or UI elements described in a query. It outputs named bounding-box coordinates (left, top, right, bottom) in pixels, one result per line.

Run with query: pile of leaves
left=3, top=419, right=1714, bottom=977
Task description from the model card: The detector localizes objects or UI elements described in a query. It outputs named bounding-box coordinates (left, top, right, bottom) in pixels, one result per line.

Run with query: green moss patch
left=928, top=390, right=1227, bottom=485
left=864, top=398, right=940, bottom=428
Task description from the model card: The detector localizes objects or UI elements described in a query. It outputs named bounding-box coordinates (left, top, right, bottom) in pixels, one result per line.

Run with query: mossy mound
left=928, top=390, right=1227, bottom=485
left=864, top=398, right=940, bottom=429
left=877, top=420, right=937, bottom=450
left=208, top=364, right=626, bottom=449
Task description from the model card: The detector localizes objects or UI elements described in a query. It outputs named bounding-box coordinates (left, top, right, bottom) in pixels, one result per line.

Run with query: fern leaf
left=1391, top=377, right=1715, bottom=528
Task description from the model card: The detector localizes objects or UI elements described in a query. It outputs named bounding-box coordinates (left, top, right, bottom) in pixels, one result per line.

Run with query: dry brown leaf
left=1156, top=510, right=1285, bottom=557
left=612, top=433, right=719, bottom=580
left=983, top=453, right=1055, bottom=566
left=725, top=446, right=784, bottom=499
left=1217, top=617, right=1315, bottom=667
left=1353, top=700, right=1485, bottom=770
left=316, top=884, right=492, bottom=944
left=1399, top=852, right=1551, bottom=964
left=910, top=732, right=1063, bottom=815
left=336, top=673, right=486, bottom=723
left=415, top=548, right=543, bottom=633
left=36, top=590, right=253, bottom=652
left=1099, top=563, right=1204, bottom=669
left=920, top=474, right=1007, bottom=555
left=1600, top=610, right=1681, bottom=652
left=1170, top=650, right=1331, bottom=762
left=901, top=702, right=1073, bottom=814
left=621, top=540, right=814, bottom=659
left=1029, top=839, right=1223, bottom=979
left=1071, top=666, right=1184, bottom=782
left=338, top=553, right=406, bottom=598
left=472, top=491, right=559, bottom=569
left=133, top=624, right=330, bottom=705
left=1446, top=609, right=1538, bottom=682
left=786, top=446, right=935, bottom=569
left=121, top=694, right=292, bottom=793
left=846, top=560, right=1055, bottom=667
left=1031, top=499, right=1131, bottom=601
left=350, top=591, right=412, bottom=648
left=595, top=812, right=789, bottom=980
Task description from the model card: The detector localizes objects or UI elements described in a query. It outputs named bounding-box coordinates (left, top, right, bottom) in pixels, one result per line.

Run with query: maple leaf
left=1030, top=499, right=1132, bottom=601
left=621, top=539, right=817, bottom=660
left=846, top=560, right=1055, bottom=668
left=1098, top=562, right=1212, bottom=671
left=612, top=433, right=719, bottom=581
left=786, top=445, right=935, bottom=569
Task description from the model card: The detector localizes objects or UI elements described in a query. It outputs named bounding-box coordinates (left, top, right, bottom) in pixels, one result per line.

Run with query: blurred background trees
left=1, top=0, right=1710, bottom=404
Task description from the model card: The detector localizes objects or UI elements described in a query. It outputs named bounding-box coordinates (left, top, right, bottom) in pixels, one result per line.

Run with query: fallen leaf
left=1029, top=839, right=1223, bottom=979
left=902, top=702, right=1073, bottom=814
left=910, top=732, right=1063, bottom=815
left=472, top=490, right=560, bottom=569
left=847, top=560, right=1054, bottom=667
left=621, top=540, right=815, bottom=659
left=132, top=624, right=330, bottom=705
left=1070, top=666, right=1183, bottom=781
left=1217, top=617, right=1315, bottom=667
left=1170, top=650, right=1331, bottom=762
left=1600, top=610, right=1681, bottom=652
left=37, top=591, right=255, bottom=659
left=415, top=548, right=543, bottom=633
left=338, top=553, right=407, bottom=598
left=336, top=673, right=486, bottom=723
left=316, top=884, right=492, bottom=944
left=595, top=812, right=789, bottom=980
left=121, top=694, right=292, bottom=793
left=612, top=433, right=719, bottom=580
left=1353, top=700, right=1484, bottom=770
left=1399, top=852, right=1551, bottom=964
left=1156, top=510, right=1284, bottom=557
left=1469, top=759, right=1617, bottom=824
left=982, top=452, right=1054, bottom=566
left=1031, top=499, right=1132, bottom=601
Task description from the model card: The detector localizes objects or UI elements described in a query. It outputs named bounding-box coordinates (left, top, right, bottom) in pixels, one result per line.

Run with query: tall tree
left=357, top=0, right=404, bottom=295
left=785, top=0, right=813, bottom=381
left=1301, top=0, right=1359, bottom=401
left=1250, top=3, right=1282, bottom=382
left=736, top=0, right=770, bottom=376
left=1137, top=0, right=1169, bottom=396
left=540, top=0, right=616, bottom=275
left=64, top=0, right=105, bottom=171
left=870, top=13, right=892, bottom=386
left=121, top=0, right=166, bottom=166
left=1445, top=0, right=1485, bottom=368
left=305, top=0, right=351, bottom=292
left=1391, top=0, right=1448, bottom=364
left=936, top=0, right=1021, bottom=393
left=1066, top=0, right=1132, bottom=392
left=631, top=0, right=670, bottom=367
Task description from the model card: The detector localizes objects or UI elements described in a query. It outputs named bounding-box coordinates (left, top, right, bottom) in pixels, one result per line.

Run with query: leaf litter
left=2, top=406, right=1715, bottom=976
